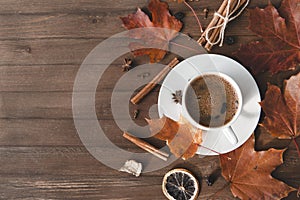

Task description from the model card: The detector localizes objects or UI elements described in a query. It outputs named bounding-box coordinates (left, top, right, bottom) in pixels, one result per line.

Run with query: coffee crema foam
left=185, top=74, right=239, bottom=128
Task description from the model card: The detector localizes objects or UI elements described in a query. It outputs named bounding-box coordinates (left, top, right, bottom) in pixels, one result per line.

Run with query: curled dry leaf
left=146, top=116, right=202, bottom=160
left=260, top=72, right=300, bottom=140
left=235, top=0, right=300, bottom=74
left=120, top=0, right=183, bottom=63
left=220, top=134, right=296, bottom=199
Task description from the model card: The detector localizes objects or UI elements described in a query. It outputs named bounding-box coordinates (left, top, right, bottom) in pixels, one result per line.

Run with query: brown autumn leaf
left=260, top=72, right=300, bottom=140
left=235, top=0, right=300, bottom=74
left=120, top=0, right=183, bottom=63
left=220, top=134, right=296, bottom=199
left=146, top=116, right=202, bottom=160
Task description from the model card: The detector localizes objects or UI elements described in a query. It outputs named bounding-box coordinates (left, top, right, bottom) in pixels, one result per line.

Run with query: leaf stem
left=184, top=1, right=203, bottom=33
left=292, top=137, right=300, bottom=157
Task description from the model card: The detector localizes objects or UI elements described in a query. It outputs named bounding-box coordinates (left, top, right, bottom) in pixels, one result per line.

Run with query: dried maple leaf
left=235, top=0, right=300, bottom=74
left=146, top=116, right=202, bottom=160
left=260, top=73, right=300, bottom=156
left=120, top=0, right=183, bottom=63
left=220, top=134, right=296, bottom=199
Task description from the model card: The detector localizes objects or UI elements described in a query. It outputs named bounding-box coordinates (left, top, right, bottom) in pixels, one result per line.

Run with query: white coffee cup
left=181, top=72, right=243, bottom=144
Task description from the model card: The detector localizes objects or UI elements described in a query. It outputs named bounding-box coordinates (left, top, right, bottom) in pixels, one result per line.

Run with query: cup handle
left=223, top=126, right=238, bottom=144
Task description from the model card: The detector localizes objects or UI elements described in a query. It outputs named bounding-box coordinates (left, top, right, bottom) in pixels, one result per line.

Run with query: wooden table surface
left=0, top=0, right=299, bottom=199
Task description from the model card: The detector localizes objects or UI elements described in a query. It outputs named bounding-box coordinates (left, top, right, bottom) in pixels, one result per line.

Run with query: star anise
left=172, top=90, right=182, bottom=104
left=122, top=58, right=132, bottom=71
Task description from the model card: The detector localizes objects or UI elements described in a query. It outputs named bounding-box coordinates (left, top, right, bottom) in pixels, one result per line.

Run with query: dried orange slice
left=162, top=168, right=199, bottom=200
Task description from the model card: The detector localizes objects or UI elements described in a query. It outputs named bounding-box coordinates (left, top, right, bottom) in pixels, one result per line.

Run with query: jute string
left=205, top=0, right=250, bottom=46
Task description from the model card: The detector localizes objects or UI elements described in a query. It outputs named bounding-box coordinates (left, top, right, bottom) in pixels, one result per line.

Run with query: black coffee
left=185, top=74, right=239, bottom=128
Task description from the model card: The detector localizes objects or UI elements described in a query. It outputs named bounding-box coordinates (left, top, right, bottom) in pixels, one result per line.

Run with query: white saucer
left=158, top=54, right=261, bottom=155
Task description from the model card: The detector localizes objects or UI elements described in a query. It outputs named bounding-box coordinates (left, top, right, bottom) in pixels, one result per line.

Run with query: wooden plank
left=0, top=175, right=164, bottom=200
left=0, top=119, right=149, bottom=147
left=0, top=0, right=282, bottom=41
left=0, top=127, right=298, bottom=172
left=0, top=14, right=125, bottom=40
left=0, top=119, right=80, bottom=146
left=0, top=37, right=177, bottom=65
left=0, top=119, right=298, bottom=188
left=0, top=13, right=255, bottom=40
left=0, top=36, right=258, bottom=65
left=0, top=65, right=79, bottom=92
left=0, top=145, right=298, bottom=199
left=0, top=174, right=238, bottom=199
left=0, top=119, right=299, bottom=181
left=0, top=0, right=281, bottom=14
left=0, top=145, right=220, bottom=177
left=0, top=91, right=159, bottom=119
left=0, top=174, right=297, bottom=199
left=0, top=0, right=149, bottom=14
left=0, top=63, right=169, bottom=92
left=0, top=38, right=100, bottom=65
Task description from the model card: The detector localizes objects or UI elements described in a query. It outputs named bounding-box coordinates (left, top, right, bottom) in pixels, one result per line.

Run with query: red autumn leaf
left=260, top=73, right=300, bottom=145
left=235, top=0, right=300, bottom=74
left=120, top=0, right=183, bottom=63
left=220, top=134, right=296, bottom=199
left=146, top=116, right=202, bottom=160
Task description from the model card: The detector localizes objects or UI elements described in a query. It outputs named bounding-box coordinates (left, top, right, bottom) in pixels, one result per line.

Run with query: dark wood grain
left=0, top=90, right=160, bottom=119
left=0, top=0, right=281, bottom=14
left=0, top=63, right=174, bottom=91
left=0, top=13, right=254, bottom=40
left=0, top=0, right=298, bottom=199
left=0, top=36, right=259, bottom=66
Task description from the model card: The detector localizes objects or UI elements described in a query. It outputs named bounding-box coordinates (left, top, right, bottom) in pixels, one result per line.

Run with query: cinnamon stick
left=198, top=0, right=248, bottom=50
left=204, top=14, right=227, bottom=50
left=123, top=132, right=169, bottom=161
left=130, top=57, right=179, bottom=104
left=198, top=0, right=228, bottom=45
left=205, top=0, right=242, bottom=50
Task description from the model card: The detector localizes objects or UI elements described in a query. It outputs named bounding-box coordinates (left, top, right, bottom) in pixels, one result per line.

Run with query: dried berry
left=174, top=12, right=185, bottom=20
left=133, top=109, right=139, bottom=119
left=205, top=168, right=221, bottom=186
left=203, top=8, right=209, bottom=19
left=205, top=175, right=214, bottom=186
left=225, top=36, right=235, bottom=45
